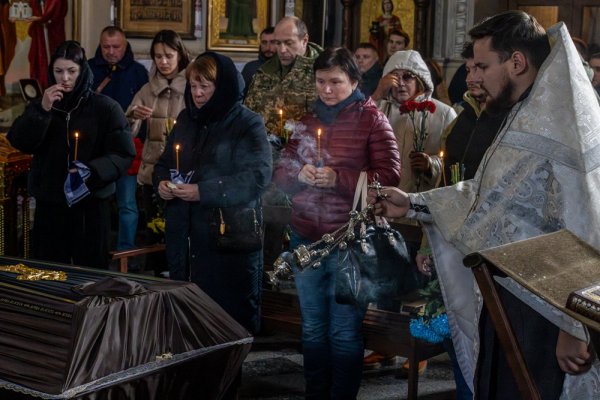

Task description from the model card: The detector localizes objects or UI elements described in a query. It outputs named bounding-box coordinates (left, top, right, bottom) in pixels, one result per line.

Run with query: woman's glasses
left=392, top=72, right=417, bottom=82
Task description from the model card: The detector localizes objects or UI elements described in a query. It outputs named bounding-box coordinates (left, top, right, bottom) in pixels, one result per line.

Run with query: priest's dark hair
left=469, top=10, right=550, bottom=71
left=313, top=47, right=362, bottom=84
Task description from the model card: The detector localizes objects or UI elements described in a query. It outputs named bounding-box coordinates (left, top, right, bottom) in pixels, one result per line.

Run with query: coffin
left=0, top=256, right=252, bottom=399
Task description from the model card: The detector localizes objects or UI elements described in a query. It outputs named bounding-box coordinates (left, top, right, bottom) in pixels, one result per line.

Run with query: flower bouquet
left=399, top=99, right=436, bottom=152
left=408, top=278, right=450, bottom=344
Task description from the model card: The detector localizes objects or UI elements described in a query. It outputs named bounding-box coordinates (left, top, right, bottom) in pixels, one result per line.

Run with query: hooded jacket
left=126, top=65, right=187, bottom=185
left=7, top=54, right=135, bottom=203
left=378, top=50, right=457, bottom=194
left=88, top=42, right=149, bottom=111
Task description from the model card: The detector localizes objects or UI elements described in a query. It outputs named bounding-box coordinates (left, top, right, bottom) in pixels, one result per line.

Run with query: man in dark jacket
left=241, top=26, right=276, bottom=97
left=442, top=41, right=507, bottom=185
left=88, top=26, right=148, bottom=111
left=354, top=42, right=383, bottom=97
left=88, top=26, right=148, bottom=260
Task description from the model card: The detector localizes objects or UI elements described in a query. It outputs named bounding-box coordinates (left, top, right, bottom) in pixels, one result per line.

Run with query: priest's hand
left=367, top=186, right=410, bottom=218
left=556, top=330, right=592, bottom=374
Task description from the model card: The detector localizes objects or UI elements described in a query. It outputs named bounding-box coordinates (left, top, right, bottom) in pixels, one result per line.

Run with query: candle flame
left=317, top=128, right=321, bottom=137
left=75, top=131, right=79, bottom=139
left=439, top=150, right=444, bottom=157
left=279, top=109, right=283, bottom=116
left=176, top=144, right=180, bottom=151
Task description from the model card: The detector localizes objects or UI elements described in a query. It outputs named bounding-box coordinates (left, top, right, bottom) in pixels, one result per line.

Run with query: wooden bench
left=261, top=289, right=446, bottom=400
left=110, top=244, right=166, bottom=273
left=110, top=242, right=447, bottom=398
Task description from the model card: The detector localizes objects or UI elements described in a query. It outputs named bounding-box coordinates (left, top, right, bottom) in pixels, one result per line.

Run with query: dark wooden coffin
left=0, top=256, right=252, bottom=399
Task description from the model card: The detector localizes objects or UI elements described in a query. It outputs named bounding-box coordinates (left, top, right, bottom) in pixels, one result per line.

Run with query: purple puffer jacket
left=273, top=97, right=401, bottom=241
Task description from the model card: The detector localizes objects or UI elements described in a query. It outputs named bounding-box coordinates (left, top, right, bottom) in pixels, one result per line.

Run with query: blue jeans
left=291, top=231, right=366, bottom=400
left=444, top=338, right=473, bottom=399
left=116, top=174, right=139, bottom=250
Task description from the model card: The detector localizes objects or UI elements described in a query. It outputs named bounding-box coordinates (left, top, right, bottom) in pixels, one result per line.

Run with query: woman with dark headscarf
left=7, top=40, right=135, bottom=269
left=153, top=52, right=272, bottom=334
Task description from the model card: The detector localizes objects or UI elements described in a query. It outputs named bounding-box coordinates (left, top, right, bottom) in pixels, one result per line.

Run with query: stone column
left=340, top=0, right=355, bottom=48
left=413, top=0, right=431, bottom=55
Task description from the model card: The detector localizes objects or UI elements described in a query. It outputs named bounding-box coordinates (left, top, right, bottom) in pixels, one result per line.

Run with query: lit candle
left=317, top=128, right=322, bottom=164
left=279, top=109, right=284, bottom=137
left=175, top=144, right=180, bottom=171
left=73, top=131, right=79, bottom=161
left=439, top=150, right=447, bottom=186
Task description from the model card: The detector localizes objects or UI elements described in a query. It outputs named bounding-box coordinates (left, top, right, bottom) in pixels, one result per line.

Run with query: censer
left=266, top=175, right=393, bottom=287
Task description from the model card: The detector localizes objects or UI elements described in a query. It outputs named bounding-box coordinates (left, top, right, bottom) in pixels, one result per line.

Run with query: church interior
left=0, top=0, right=599, bottom=399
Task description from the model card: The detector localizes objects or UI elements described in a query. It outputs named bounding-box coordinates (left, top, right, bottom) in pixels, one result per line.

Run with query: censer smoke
left=267, top=176, right=395, bottom=287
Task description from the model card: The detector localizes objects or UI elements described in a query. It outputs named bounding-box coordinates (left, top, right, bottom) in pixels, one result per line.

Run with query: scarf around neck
left=314, top=89, right=365, bottom=125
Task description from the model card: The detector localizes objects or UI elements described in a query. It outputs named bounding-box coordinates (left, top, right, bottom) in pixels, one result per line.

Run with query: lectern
left=463, top=229, right=600, bottom=399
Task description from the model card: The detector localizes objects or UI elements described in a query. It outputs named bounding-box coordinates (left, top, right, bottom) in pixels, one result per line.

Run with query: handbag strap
left=352, top=171, right=390, bottom=229
left=352, top=171, right=369, bottom=212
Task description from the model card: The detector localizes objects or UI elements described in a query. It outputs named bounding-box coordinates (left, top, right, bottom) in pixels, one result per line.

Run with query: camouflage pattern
left=245, top=42, right=323, bottom=136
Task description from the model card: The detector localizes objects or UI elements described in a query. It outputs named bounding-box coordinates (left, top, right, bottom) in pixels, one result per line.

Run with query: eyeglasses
left=393, top=72, right=416, bottom=82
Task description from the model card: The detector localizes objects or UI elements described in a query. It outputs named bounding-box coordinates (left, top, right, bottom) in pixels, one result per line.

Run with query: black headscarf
left=47, top=40, right=94, bottom=111
left=184, top=51, right=244, bottom=125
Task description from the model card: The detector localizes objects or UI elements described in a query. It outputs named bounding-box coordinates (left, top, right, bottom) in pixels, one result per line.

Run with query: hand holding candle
left=73, top=131, right=79, bottom=161
left=175, top=144, right=180, bottom=171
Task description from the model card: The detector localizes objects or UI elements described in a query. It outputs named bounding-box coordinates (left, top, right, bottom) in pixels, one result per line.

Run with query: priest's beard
left=485, top=76, right=515, bottom=116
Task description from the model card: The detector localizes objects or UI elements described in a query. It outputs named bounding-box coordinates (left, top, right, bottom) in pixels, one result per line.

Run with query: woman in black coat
left=153, top=52, right=272, bottom=334
left=7, top=40, right=135, bottom=269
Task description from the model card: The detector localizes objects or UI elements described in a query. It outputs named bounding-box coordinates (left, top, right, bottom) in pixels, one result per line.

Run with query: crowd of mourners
left=7, top=9, right=600, bottom=400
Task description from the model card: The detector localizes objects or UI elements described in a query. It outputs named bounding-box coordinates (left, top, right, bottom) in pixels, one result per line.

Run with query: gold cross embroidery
left=0, top=264, right=67, bottom=281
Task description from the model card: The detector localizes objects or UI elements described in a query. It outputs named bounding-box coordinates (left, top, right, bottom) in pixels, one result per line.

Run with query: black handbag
left=335, top=172, right=412, bottom=308
left=209, top=205, right=263, bottom=253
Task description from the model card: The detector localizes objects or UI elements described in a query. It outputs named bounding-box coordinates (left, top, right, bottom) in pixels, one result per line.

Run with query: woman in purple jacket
left=273, top=47, right=401, bottom=399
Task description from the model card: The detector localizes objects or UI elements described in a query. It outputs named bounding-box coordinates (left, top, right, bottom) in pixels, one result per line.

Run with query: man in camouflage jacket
left=245, top=16, right=322, bottom=137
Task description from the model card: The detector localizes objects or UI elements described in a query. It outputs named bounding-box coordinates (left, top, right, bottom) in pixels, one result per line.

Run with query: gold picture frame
left=208, top=0, right=269, bottom=52
left=118, top=0, right=195, bottom=39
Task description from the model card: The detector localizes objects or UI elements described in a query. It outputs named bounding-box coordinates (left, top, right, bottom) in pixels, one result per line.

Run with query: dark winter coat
left=153, top=52, right=272, bottom=333
left=88, top=43, right=149, bottom=111
left=441, top=92, right=507, bottom=183
left=273, top=97, right=401, bottom=242
left=7, top=59, right=135, bottom=204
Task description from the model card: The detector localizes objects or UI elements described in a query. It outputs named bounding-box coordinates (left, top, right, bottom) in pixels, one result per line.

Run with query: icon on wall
left=19, top=79, right=42, bottom=102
